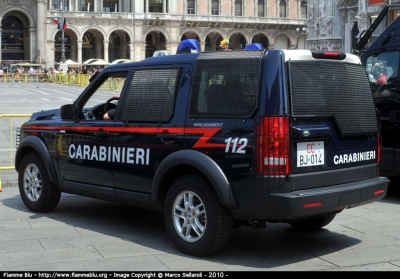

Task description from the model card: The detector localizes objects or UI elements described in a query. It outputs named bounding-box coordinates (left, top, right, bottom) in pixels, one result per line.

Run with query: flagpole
left=60, top=1, right=66, bottom=63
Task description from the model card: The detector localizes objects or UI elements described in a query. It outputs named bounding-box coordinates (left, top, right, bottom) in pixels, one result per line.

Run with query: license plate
left=297, top=141, right=324, bottom=167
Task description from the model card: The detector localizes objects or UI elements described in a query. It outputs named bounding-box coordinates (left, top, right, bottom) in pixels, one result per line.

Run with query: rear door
left=288, top=58, right=380, bottom=190
left=111, top=65, right=191, bottom=203
left=185, top=51, right=261, bottom=198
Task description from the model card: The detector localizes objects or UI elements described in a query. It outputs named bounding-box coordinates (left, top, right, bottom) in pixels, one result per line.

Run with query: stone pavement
left=1, top=183, right=400, bottom=271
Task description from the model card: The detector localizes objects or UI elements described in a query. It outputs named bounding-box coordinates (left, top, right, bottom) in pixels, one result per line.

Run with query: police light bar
left=244, top=43, right=264, bottom=50
left=312, top=51, right=346, bottom=60
left=177, top=39, right=200, bottom=54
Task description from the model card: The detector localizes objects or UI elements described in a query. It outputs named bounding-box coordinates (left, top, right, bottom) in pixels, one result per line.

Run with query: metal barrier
left=2, top=73, right=123, bottom=91
left=0, top=114, right=32, bottom=191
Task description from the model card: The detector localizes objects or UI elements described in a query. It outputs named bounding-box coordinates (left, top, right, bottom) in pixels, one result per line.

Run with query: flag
left=63, top=18, right=67, bottom=29
left=53, top=18, right=59, bottom=24
left=57, top=21, right=62, bottom=30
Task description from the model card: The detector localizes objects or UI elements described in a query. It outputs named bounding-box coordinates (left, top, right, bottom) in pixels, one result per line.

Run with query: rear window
left=289, top=61, right=378, bottom=136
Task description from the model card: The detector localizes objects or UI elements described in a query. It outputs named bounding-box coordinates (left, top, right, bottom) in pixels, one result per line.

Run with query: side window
left=365, top=51, right=399, bottom=97
left=121, top=68, right=179, bottom=122
left=189, top=57, right=259, bottom=118
left=80, top=72, right=128, bottom=120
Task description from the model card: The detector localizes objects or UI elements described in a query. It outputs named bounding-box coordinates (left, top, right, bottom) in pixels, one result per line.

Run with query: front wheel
left=289, top=213, right=336, bottom=230
left=18, top=151, right=61, bottom=212
left=164, top=174, right=233, bottom=256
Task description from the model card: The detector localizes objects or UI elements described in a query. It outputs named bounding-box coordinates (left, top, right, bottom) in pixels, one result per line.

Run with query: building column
left=47, top=40, right=55, bottom=68
left=130, top=42, right=134, bottom=61
left=163, top=0, right=166, bottom=13
left=200, top=41, right=206, bottom=52
left=77, top=39, right=82, bottom=63
left=71, top=41, right=77, bottom=61
left=96, top=41, right=102, bottom=59
left=104, top=40, right=109, bottom=62
left=37, top=0, right=46, bottom=63
left=29, top=27, right=36, bottom=63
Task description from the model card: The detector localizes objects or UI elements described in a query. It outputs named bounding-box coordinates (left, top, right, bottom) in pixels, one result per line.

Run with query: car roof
left=101, top=53, right=199, bottom=72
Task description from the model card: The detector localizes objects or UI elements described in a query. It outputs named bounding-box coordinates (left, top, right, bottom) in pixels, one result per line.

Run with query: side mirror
left=60, top=104, right=75, bottom=119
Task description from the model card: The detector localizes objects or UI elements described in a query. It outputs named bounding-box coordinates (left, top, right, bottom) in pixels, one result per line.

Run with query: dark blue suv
left=15, top=49, right=388, bottom=256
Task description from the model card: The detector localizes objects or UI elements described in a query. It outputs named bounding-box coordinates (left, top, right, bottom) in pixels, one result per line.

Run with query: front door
left=57, top=71, right=129, bottom=197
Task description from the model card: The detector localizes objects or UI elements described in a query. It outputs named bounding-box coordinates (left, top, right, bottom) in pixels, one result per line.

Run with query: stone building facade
left=0, top=0, right=394, bottom=69
left=1, top=0, right=309, bottom=68
left=306, top=0, right=395, bottom=53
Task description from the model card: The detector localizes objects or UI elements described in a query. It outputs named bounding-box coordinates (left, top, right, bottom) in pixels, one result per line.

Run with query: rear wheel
left=289, top=213, right=336, bottom=230
left=18, top=152, right=61, bottom=212
left=164, top=174, right=233, bottom=256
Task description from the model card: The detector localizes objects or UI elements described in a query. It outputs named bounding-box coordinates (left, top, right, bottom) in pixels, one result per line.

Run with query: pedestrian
left=82, top=66, right=88, bottom=75
left=60, top=69, right=65, bottom=83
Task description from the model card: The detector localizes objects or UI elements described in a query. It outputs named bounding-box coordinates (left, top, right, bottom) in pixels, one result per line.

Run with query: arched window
left=211, top=0, right=219, bottom=15
left=235, top=0, right=243, bottom=16
left=109, top=32, right=121, bottom=61
left=279, top=0, right=286, bottom=18
left=1, top=15, right=25, bottom=61
left=301, top=1, right=307, bottom=19
left=258, top=0, right=265, bottom=17
left=187, top=0, right=195, bottom=14
left=82, top=31, right=96, bottom=61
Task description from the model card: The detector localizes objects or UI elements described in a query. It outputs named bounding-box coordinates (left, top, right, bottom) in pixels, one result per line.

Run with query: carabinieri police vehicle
left=15, top=46, right=389, bottom=256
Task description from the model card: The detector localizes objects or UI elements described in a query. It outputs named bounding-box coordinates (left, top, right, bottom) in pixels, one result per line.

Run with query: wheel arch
left=152, top=150, right=239, bottom=209
left=15, top=136, right=60, bottom=185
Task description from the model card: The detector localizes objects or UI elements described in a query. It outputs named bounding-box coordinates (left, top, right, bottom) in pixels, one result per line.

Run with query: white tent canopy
left=111, top=59, right=132, bottom=64
left=82, top=58, right=98, bottom=65
left=64, top=59, right=82, bottom=68
left=88, top=59, right=111, bottom=66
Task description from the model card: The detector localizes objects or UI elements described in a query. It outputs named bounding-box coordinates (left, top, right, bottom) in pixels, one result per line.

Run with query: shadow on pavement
left=0, top=192, right=361, bottom=270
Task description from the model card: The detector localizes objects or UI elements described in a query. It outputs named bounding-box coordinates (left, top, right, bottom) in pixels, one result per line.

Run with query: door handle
left=156, top=133, right=177, bottom=139
left=93, top=131, right=110, bottom=136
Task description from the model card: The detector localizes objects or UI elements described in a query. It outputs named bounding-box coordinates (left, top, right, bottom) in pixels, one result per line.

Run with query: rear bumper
left=266, top=176, right=389, bottom=221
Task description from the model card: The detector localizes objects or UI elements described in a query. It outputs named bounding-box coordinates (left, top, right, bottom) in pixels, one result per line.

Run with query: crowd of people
left=1, top=65, right=102, bottom=83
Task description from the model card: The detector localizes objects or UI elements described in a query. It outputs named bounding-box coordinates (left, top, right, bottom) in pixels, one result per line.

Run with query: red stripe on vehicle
left=23, top=125, right=225, bottom=149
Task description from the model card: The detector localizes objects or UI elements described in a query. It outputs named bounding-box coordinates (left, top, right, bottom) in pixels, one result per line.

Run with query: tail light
left=377, top=131, right=381, bottom=162
left=256, top=116, right=290, bottom=175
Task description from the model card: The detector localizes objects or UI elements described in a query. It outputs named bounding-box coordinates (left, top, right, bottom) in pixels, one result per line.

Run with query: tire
left=289, top=213, right=336, bottom=230
left=164, top=174, right=233, bottom=256
left=18, top=151, right=61, bottom=212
